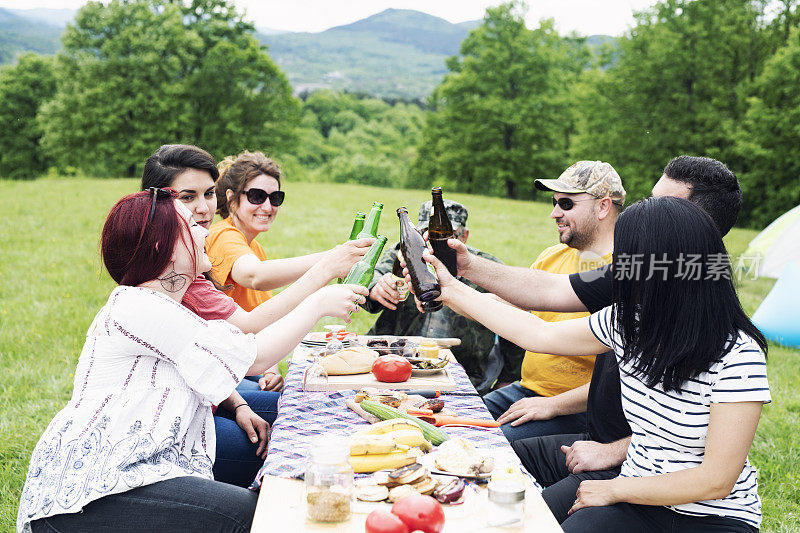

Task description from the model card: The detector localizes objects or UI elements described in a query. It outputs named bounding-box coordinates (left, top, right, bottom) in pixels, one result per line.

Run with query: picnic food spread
left=251, top=331, right=540, bottom=529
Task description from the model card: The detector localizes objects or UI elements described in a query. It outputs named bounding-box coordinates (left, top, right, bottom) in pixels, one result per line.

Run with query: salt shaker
left=486, top=480, right=526, bottom=528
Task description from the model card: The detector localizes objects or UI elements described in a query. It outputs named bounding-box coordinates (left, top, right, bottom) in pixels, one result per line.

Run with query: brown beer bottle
left=428, top=187, right=457, bottom=276
left=397, top=207, right=442, bottom=312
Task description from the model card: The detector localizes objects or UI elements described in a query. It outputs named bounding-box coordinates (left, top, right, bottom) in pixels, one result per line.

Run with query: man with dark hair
left=657, top=155, right=742, bottom=235
left=446, top=155, right=743, bottom=523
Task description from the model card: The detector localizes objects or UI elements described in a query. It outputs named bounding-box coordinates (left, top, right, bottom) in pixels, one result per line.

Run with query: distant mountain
left=0, top=8, right=62, bottom=64
left=256, top=26, right=290, bottom=36
left=258, top=9, right=480, bottom=99
left=9, top=8, right=76, bottom=27
left=0, top=5, right=613, bottom=100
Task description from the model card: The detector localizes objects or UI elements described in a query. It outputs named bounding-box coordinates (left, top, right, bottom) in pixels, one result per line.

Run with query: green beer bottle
left=349, top=211, right=367, bottom=240
left=357, top=202, right=383, bottom=239
left=342, top=235, right=388, bottom=288
left=338, top=211, right=368, bottom=283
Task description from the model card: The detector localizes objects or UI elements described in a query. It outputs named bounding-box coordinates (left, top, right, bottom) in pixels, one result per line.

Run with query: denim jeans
left=213, top=388, right=280, bottom=487
left=30, top=476, right=258, bottom=533
left=483, top=382, right=587, bottom=443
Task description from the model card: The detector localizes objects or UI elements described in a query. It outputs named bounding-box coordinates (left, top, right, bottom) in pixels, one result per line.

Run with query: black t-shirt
left=569, top=265, right=631, bottom=443
left=569, top=264, right=612, bottom=314
left=585, top=352, right=630, bottom=443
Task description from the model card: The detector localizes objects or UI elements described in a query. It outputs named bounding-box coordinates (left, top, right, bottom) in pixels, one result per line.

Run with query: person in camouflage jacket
left=361, top=200, right=524, bottom=391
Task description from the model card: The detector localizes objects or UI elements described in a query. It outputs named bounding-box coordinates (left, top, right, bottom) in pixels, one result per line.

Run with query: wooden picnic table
left=250, top=341, right=563, bottom=532
left=251, top=474, right=563, bottom=532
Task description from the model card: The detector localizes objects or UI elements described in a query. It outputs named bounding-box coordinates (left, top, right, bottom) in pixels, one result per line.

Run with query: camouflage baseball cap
left=535, top=161, right=626, bottom=206
left=417, top=199, right=468, bottom=231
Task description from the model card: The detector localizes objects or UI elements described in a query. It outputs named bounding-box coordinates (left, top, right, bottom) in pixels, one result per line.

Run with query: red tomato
left=391, top=494, right=445, bottom=533
left=371, top=355, right=412, bottom=383
left=365, top=509, right=409, bottom=533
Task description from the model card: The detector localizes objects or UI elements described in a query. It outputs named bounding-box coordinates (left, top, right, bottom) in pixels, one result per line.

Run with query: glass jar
left=418, top=340, right=440, bottom=359
left=305, top=436, right=353, bottom=523
left=486, top=480, right=525, bottom=528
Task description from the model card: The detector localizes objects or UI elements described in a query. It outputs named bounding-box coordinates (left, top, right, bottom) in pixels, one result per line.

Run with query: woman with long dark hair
left=17, top=189, right=368, bottom=532
left=424, top=197, right=769, bottom=532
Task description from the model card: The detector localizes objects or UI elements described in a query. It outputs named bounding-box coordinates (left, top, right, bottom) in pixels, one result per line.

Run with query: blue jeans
left=213, top=385, right=280, bottom=487
left=483, top=382, right=587, bottom=443
left=30, top=475, right=258, bottom=532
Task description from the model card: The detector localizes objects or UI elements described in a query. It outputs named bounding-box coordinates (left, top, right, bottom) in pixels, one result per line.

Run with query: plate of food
left=417, top=438, right=503, bottom=480
left=352, top=463, right=477, bottom=513
left=407, top=357, right=450, bottom=376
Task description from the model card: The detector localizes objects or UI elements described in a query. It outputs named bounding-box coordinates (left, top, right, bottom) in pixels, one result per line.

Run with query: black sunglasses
left=147, top=187, right=175, bottom=224
left=552, top=197, right=595, bottom=211
left=243, top=188, right=285, bottom=207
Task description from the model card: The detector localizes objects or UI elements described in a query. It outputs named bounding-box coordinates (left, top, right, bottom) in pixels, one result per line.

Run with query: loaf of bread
left=320, top=346, right=379, bottom=375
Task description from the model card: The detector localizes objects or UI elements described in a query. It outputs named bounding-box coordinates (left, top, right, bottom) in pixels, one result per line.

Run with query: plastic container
left=305, top=436, right=353, bottom=523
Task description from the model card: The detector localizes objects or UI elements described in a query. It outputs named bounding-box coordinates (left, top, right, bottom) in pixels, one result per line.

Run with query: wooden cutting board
left=303, top=348, right=458, bottom=392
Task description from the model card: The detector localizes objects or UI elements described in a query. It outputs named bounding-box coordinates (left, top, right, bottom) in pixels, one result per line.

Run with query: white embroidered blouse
left=17, top=286, right=256, bottom=532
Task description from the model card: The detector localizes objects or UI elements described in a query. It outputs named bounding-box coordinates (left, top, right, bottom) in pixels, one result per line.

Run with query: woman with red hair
left=17, top=189, right=367, bottom=532
left=140, top=144, right=372, bottom=487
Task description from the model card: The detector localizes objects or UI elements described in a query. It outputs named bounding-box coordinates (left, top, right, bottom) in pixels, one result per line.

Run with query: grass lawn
left=1, top=178, right=798, bottom=531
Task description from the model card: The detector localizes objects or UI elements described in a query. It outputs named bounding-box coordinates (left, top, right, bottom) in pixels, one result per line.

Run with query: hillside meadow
left=1, top=178, right=798, bottom=530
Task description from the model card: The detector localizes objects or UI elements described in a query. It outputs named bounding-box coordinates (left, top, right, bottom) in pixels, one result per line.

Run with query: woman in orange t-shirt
left=207, top=151, right=372, bottom=312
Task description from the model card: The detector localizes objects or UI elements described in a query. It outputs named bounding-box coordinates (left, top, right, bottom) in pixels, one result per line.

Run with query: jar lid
left=488, top=481, right=526, bottom=504
left=309, top=435, right=349, bottom=464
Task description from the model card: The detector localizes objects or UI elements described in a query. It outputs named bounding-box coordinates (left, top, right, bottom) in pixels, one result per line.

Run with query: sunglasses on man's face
left=243, top=188, right=285, bottom=207
left=147, top=187, right=175, bottom=225
left=552, top=196, right=595, bottom=211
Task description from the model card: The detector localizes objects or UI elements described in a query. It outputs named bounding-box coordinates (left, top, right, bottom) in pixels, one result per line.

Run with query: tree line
left=1, top=0, right=798, bottom=228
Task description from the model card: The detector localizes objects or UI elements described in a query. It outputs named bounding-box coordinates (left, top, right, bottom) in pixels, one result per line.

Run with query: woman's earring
left=160, top=262, right=187, bottom=292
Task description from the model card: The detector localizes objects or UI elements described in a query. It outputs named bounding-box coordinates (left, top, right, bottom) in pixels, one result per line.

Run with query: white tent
left=744, top=204, right=800, bottom=279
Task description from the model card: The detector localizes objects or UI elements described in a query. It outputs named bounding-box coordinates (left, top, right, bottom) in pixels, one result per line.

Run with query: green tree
left=0, top=53, right=55, bottom=178
left=188, top=37, right=299, bottom=159
left=39, top=0, right=298, bottom=176
left=572, top=0, right=771, bottom=203
left=178, top=0, right=299, bottom=158
left=736, top=25, right=800, bottom=227
left=411, top=2, right=586, bottom=199
left=294, top=92, right=425, bottom=187
left=39, top=1, right=201, bottom=176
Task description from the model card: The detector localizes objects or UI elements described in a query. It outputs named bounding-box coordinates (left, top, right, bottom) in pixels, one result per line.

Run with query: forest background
left=1, top=0, right=800, bottom=227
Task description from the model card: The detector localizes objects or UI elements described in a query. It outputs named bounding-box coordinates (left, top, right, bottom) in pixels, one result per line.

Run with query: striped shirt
left=589, top=306, right=770, bottom=529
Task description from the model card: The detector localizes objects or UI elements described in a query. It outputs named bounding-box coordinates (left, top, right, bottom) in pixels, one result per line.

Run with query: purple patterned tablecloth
left=251, top=352, right=540, bottom=491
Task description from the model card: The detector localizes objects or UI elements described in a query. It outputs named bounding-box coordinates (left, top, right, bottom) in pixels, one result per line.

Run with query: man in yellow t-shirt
left=483, top=161, right=625, bottom=443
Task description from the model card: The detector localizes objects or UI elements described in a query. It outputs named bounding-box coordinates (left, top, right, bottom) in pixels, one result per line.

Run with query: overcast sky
left=1, top=0, right=661, bottom=36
